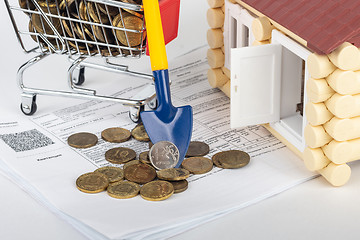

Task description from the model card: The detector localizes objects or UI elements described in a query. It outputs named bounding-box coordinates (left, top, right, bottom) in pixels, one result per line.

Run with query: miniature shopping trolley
left=5, top=0, right=180, bottom=122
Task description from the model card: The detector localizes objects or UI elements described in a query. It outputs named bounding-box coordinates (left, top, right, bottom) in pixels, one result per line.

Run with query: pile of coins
left=70, top=124, right=251, bottom=201
left=19, top=0, right=145, bottom=56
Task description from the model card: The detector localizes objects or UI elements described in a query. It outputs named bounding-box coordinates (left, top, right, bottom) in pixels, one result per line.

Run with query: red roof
left=241, top=0, right=360, bottom=54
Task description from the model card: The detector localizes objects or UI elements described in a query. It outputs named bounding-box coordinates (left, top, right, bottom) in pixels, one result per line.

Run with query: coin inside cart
left=67, top=132, right=98, bottom=148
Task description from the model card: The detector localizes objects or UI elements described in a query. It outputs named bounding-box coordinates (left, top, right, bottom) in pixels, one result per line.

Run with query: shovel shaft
left=153, top=69, right=176, bottom=119
left=143, top=0, right=168, bottom=71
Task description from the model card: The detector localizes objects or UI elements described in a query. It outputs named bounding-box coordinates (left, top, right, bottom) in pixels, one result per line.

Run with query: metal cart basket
left=5, top=0, right=160, bottom=122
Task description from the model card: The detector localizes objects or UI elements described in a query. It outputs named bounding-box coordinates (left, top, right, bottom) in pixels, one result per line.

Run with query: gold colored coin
left=98, top=2, right=119, bottom=17
left=79, top=0, right=89, bottom=21
left=157, top=168, right=190, bottom=181
left=131, top=124, right=150, bottom=142
left=101, top=127, right=131, bottom=143
left=19, top=0, right=35, bottom=10
left=93, top=25, right=115, bottom=43
left=140, top=180, right=174, bottom=201
left=186, top=141, right=210, bottom=157
left=94, top=166, right=123, bottom=183
left=107, top=181, right=140, bottom=199
left=124, top=163, right=156, bottom=184
left=31, top=10, right=62, bottom=35
left=76, top=172, right=109, bottom=193
left=168, top=180, right=188, bottom=194
left=99, top=47, right=121, bottom=57
left=121, top=0, right=143, bottom=18
left=212, top=150, right=250, bottom=169
left=139, top=151, right=151, bottom=164
left=105, top=147, right=136, bottom=164
left=68, top=132, right=98, bottom=148
left=123, top=160, right=141, bottom=169
left=181, top=157, right=213, bottom=174
left=87, top=2, right=110, bottom=23
left=112, top=12, right=145, bottom=47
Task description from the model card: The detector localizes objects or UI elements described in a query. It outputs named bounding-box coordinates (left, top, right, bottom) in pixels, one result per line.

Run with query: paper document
left=0, top=46, right=316, bottom=240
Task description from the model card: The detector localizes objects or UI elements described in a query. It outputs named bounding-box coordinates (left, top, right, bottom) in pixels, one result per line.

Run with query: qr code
left=0, top=129, right=54, bottom=152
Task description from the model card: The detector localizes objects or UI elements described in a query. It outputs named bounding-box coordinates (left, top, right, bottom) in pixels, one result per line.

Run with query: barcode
left=0, top=129, right=54, bottom=152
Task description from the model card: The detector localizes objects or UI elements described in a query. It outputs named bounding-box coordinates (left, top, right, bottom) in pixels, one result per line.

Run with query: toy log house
left=206, top=0, right=360, bottom=186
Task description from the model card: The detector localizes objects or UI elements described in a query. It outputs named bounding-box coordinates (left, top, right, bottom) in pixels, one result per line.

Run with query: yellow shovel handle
left=143, top=0, right=168, bottom=71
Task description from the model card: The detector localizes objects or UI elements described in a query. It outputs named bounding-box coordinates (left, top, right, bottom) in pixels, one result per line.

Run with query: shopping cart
left=5, top=0, right=180, bottom=122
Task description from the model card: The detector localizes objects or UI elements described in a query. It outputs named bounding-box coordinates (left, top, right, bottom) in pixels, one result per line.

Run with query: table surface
left=1, top=1, right=360, bottom=240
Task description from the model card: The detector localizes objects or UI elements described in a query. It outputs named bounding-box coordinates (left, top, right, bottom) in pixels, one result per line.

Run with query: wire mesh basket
left=5, top=0, right=179, bottom=122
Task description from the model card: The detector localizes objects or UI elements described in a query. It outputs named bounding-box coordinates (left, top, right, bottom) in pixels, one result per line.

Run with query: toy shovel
left=140, top=0, right=193, bottom=167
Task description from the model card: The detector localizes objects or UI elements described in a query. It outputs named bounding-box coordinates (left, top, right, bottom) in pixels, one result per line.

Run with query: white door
left=230, top=44, right=282, bottom=128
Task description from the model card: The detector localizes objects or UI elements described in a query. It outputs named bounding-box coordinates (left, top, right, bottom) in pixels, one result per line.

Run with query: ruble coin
left=68, top=132, right=98, bottom=148
left=124, top=163, right=156, bottom=184
left=105, top=147, right=136, bottom=164
left=149, top=141, right=179, bottom=170
left=181, top=157, right=213, bottom=174
left=112, top=12, right=144, bottom=47
left=94, top=166, right=123, bottom=183
left=140, top=180, right=174, bottom=201
left=76, top=172, right=109, bottom=193
left=131, top=124, right=150, bottom=142
left=123, top=160, right=141, bottom=169
left=101, top=127, right=131, bottom=143
left=212, top=150, right=250, bottom=169
left=157, top=168, right=190, bottom=181
left=168, top=180, right=188, bottom=194
left=107, top=181, right=140, bottom=199
left=139, top=151, right=151, bottom=164
left=186, top=141, right=210, bottom=157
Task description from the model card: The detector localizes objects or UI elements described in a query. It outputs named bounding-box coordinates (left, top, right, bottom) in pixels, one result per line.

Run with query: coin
left=186, top=141, right=210, bottom=157
left=19, top=0, right=35, bottom=10
left=105, top=147, right=136, bottom=164
left=149, top=141, right=179, bottom=170
left=121, top=0, right=143, bottom=18
left=68, top=132, right=98, bottom=148
left=124, top=163, right=156, bottom=184
left=139, top=151, right=151, bottom=164
left=93, top=25, right=115, bottom=43
left=131, top=124, right=150, bottom=142
left=87, top=2, right=110, bottom=24
left=79, top=0, right=89, bottom=21
left=112, top=12, right=145, bottom=47
left=181, top=157, right=213, bottom=174
left=157, top=168, right=190, bottom=181
left=140, top=180, right=174, bottom=201
left=101, top=127, right=131, bottom=143
left=212, top=150, right=250, bottom=169
left=98, top=2, right=119, bottom=17
left=123, top=160, right=141, bottom=169
left=76, top=172, right=109, bottom=193
left=107, top=181, right=140, bottom=199
left=99, top=47, right=121, bottom=57
left=94, top=166, right=124, bottom=183
left=31, top=10, right=62, bottom=35
left=168, top=180, right=188, bottom=194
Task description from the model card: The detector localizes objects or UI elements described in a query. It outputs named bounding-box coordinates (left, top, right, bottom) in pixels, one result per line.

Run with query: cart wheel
left=20, top=101, right=37, bottom=116
left=129, top=105, right=144, bottom=123
left=147, top=98, right=158, bottom=110
left=73, top=66, right=85, bottom=86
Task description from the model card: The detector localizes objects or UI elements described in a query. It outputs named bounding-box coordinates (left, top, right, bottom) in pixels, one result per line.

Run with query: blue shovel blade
left=141, top=105, right=193, bottom=168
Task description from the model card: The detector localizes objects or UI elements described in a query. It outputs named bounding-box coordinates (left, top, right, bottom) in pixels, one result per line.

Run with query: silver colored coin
left=149, top=141, right=179, bottom=170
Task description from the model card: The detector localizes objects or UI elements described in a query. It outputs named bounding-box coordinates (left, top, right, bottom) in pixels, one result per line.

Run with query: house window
left=224, top=1, right=254, bottom=69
